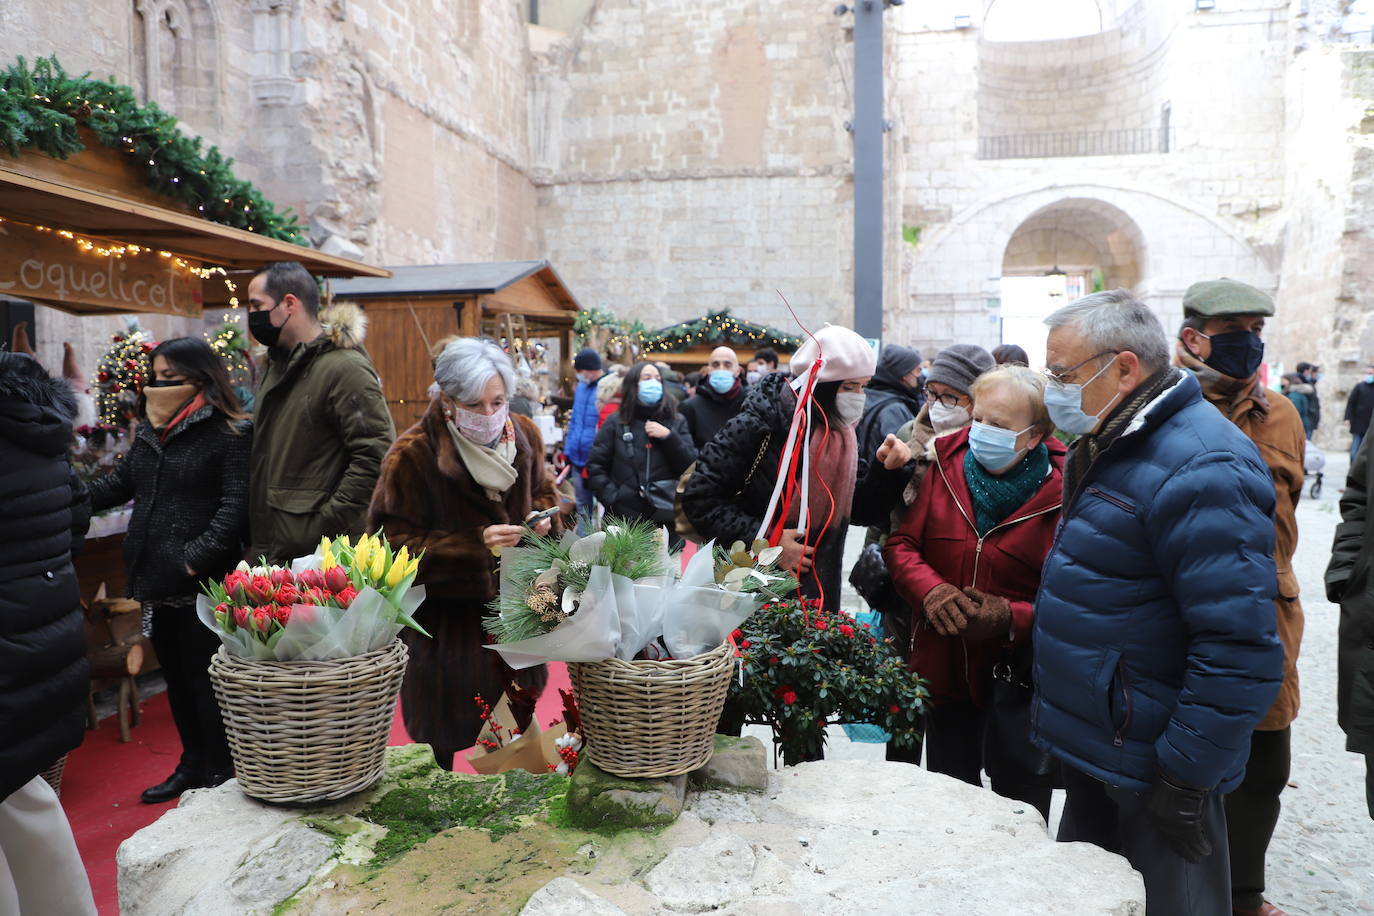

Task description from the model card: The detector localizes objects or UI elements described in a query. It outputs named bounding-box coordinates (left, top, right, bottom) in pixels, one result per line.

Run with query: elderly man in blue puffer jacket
left=1031, top=290, right=1283, bottom=915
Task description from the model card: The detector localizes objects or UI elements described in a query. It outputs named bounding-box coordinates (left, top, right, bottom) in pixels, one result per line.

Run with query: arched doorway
left=997, top=198, right=1145, bottom=368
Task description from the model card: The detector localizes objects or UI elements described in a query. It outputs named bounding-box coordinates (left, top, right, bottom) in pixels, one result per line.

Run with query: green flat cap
left=1182, top=278, right=1274, bottom=317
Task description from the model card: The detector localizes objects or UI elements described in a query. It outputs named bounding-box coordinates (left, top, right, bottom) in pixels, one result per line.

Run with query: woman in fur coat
left=368, top=338, right=561, bottom=771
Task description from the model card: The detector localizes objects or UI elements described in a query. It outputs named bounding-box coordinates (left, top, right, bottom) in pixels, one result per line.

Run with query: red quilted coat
left=884, top=428, right=1065, bottom=708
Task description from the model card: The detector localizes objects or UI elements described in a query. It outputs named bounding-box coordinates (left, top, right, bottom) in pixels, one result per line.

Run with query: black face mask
left=1201, top=330, right=1265, bottom=380
left=248, top=305, right=283, bottom=348
left=147, top=378, right=186, bottom=388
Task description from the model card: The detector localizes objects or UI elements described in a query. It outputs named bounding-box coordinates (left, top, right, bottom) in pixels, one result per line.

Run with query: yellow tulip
left=386, top=546, right=410, bottom=588
left=369, top=545, right=386, bottom=581
left=337, top=535, right=352, bottom=551
left=319, top=535, right=333, bottom=557
left=353, top=536, right=372, bottom=573
left=321, top=551, right=337, bottom=572
left=406, top=556, right=421, bottom=578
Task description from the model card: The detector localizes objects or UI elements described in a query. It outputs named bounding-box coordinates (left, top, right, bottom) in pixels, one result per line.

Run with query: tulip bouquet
left=196, top=531, right=429, bottom=661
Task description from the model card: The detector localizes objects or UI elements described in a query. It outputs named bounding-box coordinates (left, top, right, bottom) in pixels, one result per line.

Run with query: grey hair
left=433, top=337, right=515, bottom=403
left=1043, top=289, right=1171, bottom=373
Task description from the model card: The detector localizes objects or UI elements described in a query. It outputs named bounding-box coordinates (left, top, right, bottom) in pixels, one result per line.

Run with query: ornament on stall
left=641, top=309, right=802, bottom=355
left=91, top=320, right=155, bottom=429
left=205, top=312, right=255, bottom=386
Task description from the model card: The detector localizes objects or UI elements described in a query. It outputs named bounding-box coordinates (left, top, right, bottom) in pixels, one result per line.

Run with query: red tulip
left=335, top=585, right=358, bottom=608
left=274, top=583, right=299, bottom=607
left=272, top=604, right=291, bottom=624
left=322, top=565, right=350, bottom=594
left=251, top=606, right=273, bottom=632
left=232, top=605, right=249, bottom=628
left=296, top=569, right=324, bottom=591
left=246, top=576, right=274, bottom=605
left=268, top=567, right=293, bottom=588
left=224, top=570, right=250, bottom=602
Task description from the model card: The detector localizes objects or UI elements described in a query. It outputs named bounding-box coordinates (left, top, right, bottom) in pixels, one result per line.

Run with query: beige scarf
left=447, top=419, right=518, bottom=500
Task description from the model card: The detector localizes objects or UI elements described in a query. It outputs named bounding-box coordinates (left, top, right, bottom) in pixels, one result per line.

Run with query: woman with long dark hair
left=586, top=361, right=697, bottom=540
left=88, top=337, right=251, bottom=803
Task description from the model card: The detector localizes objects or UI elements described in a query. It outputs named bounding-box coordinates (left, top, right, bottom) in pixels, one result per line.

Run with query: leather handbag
left=982, top=642, right=1057, bottom=787
left=629, top=425, right=678, bottom=525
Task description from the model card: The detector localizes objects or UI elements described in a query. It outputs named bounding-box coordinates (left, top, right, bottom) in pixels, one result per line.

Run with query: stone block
left=520, top=876, right=628, bottom=915
left=564, top=759, right=687, bottom=829
left=689, top=734, right=769, bottom=793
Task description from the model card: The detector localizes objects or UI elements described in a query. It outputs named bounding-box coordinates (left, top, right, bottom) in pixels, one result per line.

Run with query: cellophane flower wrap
left=483, top=518, right=796, bottom=667
left=197, top=532, right=429, bottom=661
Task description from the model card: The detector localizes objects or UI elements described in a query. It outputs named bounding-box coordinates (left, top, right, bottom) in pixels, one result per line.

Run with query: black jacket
left=682, top=372, right=849, bottom=611
left=88, top=406, right=252, bottom=600
left=0, top=360, right=90, bottom=800
left=586, top=410, right=696, bottom=523
left=855, top=371, right=923, bottom=481
left=679, top=381, right=747, bottom=449
left=1348, top=380, right=1374, bottom=436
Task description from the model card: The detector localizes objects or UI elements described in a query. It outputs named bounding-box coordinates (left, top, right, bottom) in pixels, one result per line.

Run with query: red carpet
left=63, top=663, right=573, bottom=915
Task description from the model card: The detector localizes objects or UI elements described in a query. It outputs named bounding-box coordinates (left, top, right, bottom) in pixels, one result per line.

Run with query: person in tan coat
left=1175, top=279, right=1304, bottom=916
left=368, top=338, right=561, bottom=772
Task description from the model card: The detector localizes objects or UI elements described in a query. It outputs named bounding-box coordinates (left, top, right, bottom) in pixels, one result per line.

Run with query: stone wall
left=531, top=0, right=866, bottom=334
left=888, top=0, right=1290, bottom=356
left=0, top=0, right=538, bottom=377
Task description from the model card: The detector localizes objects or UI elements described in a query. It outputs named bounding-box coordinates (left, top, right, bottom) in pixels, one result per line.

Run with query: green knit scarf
left=963, top=444, right=1050, bottom=536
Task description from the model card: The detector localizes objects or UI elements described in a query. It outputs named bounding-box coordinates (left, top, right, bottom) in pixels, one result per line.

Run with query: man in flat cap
left=1175, top=278, right=1305, bottom=916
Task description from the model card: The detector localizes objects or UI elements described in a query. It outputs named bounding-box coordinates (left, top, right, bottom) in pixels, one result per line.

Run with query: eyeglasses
left=1043, top=350, right=1120, bottom=387
left=927, top=390, right=965, bottom=409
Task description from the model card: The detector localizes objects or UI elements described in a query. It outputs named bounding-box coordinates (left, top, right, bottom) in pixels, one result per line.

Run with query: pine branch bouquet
left=196, top=531, right=430, bottom=661
left=727, top=597, right=928, bottom=766
left=484, top=519, right=673, bottom=667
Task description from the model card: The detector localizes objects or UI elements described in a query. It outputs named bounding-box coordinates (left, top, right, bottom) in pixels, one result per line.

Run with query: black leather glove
left=1144, top=773, right=1212, bottom=864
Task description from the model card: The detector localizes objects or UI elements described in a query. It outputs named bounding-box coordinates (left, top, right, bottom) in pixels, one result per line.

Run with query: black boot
left=140, top=769, right=206, bottom=804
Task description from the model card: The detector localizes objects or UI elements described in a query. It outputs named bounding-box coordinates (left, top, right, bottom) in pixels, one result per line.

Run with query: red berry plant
left=727, top=597, right=927, bottom=766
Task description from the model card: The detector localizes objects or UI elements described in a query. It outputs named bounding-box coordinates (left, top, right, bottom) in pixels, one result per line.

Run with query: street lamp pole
left=845, top=0, right=900, bottom=346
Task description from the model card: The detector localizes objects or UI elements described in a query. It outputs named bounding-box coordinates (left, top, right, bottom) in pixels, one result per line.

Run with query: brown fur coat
left=367, top=401, right=560, bottom=752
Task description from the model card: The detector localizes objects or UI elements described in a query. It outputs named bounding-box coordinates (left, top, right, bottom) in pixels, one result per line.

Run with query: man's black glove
left=1145, top=772, right=1212, bottom=863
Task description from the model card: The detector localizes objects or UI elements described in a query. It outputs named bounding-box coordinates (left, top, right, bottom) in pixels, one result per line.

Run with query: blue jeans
left=1353, top=432, right=1364, bottom=463
left=570, top=465, right=596, bottom=532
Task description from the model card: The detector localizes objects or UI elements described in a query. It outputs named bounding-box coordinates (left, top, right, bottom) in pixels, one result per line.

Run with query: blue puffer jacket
left=1032, top=371, right=1283, bottom=794
left=565, top=375, right=602, bottom=467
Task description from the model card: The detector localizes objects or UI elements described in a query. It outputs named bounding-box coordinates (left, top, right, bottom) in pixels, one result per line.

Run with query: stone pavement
left=744, top=450, right=1374, bottom=913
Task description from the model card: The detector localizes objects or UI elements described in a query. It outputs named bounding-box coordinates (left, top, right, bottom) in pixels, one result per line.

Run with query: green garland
left=572, top=307, right=646, bottom=349
left=641, top=309, right=802, bottom=355
left=0, top=56, right=304, bottom=243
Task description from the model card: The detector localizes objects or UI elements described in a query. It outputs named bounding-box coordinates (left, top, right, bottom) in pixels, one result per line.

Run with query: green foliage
left=641, top=309, right=802, bottom=355
left=573, top=308, right=647, bottom=347
left=485, top=517, right=670, bottom=643
left=901, top=225, right=922, bottom=246
left=0, top=56, right=303, bottom=242
left=727, top=597, right=928, bottom=766
left=358, top=770, right=570, bottom=864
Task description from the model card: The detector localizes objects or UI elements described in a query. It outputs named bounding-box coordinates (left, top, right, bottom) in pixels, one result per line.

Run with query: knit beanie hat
left=877, top=344, right=921, bottom=379
left=789, top=325, right=877, bottom=382
left=574, top=347, right=602, bottom=371
left=927, top=344, right=994, bottom=395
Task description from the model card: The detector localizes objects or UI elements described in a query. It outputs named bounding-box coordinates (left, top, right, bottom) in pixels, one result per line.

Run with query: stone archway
left=895, top=182, right=1276, bottom=357
left=997, top=198, right=1147, bottom=367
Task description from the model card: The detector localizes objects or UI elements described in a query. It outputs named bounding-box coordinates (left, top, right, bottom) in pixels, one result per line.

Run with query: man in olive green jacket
left=246, top=262, right=394, bottom=565
left=1326, top=426, right=1374, bottom=822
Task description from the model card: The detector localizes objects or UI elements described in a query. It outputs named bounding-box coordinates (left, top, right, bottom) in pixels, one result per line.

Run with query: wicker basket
left=208, top=640, right=408, bottom=805
left=569, top=640, right=733, bottom=778
left=39, top=754, right=68, bottom=798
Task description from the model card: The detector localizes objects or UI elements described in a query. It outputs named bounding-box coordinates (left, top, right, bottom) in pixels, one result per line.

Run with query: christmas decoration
left=0, top=56, right=303, bottom=242
left=641, top=309, right=802, bottom=355
left=91, top=320, right=154, bottom=429
left=572, top=307, right=646, bottom=361
left=205, top=312, right=254, bottom=386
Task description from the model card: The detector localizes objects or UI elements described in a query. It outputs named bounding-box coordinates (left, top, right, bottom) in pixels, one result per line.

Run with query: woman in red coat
left=884, top=365, right=1064, bottom=818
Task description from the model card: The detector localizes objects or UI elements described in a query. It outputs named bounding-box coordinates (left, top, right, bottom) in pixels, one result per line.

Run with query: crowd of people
left=2, top=262, right=1373, bottom=915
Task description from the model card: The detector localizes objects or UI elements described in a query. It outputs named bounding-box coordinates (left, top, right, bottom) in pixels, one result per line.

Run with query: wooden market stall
left=0, top=138, right=388, bottom=725
left=640, top=309, right=801, bottom=371
left=330, top=260, right=582, bottom=434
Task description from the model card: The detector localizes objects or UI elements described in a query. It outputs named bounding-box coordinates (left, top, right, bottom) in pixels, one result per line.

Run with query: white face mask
left=833, top=391, right=867, bottom=427
left=928, top=400, right=970, bottom=433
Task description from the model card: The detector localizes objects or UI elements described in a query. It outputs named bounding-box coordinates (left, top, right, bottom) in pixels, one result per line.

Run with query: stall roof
left=0, top=166, right=389, bottom=278
left=331, top=260, right=579, bottom=311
